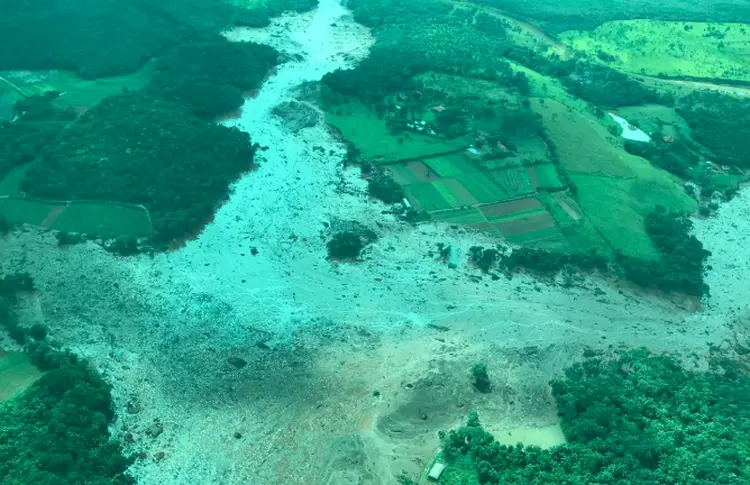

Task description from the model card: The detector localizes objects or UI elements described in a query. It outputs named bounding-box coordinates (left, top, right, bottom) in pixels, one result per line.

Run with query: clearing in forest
left=560, top=20, right=750, bottom=82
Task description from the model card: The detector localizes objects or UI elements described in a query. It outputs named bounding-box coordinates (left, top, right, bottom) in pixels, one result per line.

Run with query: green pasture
left=0, top=198, right=57, bottom=225
left=513, top=135, right=552, bottom=163
left=50, top=202, right=152, bottom=238
left=416, top=71, right=521, bottom=106
left=1, top=66, right=152, bottom=110
left=0, top=192, right=152, bottom=238
left=507, top=61, right=589, bottom=112
left=570, top=174, right=695, bottom=258
left=561, top=20, right=750, bottom=82
left=616, top=104, right=693, bottom=139
left=324, top=99, right=469, bottom=163
left=532, top=98, right=638, bottom=177
left=507, top=225, right=569, bottom=250
left=0, top=351, right=43, bottom=403
left=532, top=164, right=565, bottom=190
left=405, top=183, right=453, bottom=212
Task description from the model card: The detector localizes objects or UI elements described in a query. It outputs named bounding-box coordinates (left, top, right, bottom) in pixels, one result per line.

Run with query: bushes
left=440, top=349, right=750, bottom=485
left=327, top=232, right=366, bottom=260
left=471, top=362, right=491, bottom=392
left=368, top=175, right=404, bottom=203
left=500, top=247, right=609, bottom=275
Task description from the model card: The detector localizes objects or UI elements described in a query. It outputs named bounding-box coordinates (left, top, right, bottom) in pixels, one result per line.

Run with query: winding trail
left=1, top=1, right=749, bottom=484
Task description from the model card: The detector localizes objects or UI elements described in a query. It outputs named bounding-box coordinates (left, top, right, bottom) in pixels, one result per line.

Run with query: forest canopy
left=20, top=92, right=258, bottom=242
left=149, top=38, right=280, bottom=119
left=0, top=273, right=132, bottom=485
left=0, top=0, right=305, bottom=78
left=441, top=349, right=750, bottom=484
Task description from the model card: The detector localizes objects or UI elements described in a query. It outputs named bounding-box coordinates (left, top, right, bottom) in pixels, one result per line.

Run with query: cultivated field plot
left=487, top=166, right=533, bottom=198
left=0, top=351, right=42, bottom=403
left=561, top=20, right=750, bottom=82
left=0, top=197, right=152, bottom=238
left=529, top=164, right=565, bottom=190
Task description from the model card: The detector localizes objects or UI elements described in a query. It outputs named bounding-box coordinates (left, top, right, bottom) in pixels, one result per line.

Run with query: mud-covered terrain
left=2, top=1, right=750, bottom=484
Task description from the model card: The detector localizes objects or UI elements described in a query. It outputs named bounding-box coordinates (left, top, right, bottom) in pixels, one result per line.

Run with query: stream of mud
left=1, top=1, right=749, bottom=484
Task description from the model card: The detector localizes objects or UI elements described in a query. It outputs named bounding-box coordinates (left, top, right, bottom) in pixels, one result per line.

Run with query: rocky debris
left=145, top=422, right=164, bottom=439
left=271, top=100, right=320, bottom=132
left=228, top=356, right=248, bottom=369
left=154, top=451, right=166, bottom=461
left=126, top=400, right=143, bottom=414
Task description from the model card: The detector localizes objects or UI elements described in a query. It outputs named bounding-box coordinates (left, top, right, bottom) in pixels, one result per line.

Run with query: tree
left=327, top=232, right=366, bottom=260
left=471, top=362, right=491, bottom=392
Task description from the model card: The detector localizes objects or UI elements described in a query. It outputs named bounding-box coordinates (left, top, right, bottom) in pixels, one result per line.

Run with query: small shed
left=428, top=462, right=446, bottom=481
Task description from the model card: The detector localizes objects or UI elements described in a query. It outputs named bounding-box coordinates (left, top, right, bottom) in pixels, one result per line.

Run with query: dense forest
left=467, top=0, right=750, bottom=32
left=0, top=345, right=133, bottom=485
left=20, top=92, right=258, bottom=242
left=323, top=0, right=530, bottom=103
left=678, top=92, right=750, bottom=169
left=441, top=349, right=750, bottom=484
left=0, top=274, right=132, bottom=485
left=0, top=0, right=310, bottom=78
left=149, top=38, right=280, bottom=119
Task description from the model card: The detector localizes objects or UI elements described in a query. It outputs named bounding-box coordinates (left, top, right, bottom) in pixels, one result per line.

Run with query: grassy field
left=560, top=20, right=750, bottom=82
left=507, top=60, right=590, bottom=112
left=532, top=98, right=696, bottom=257
left=325, top=99, right=470, bottom=163
left=570, top=174, right=695, bottom=258
left=1, top=162, right=153, bottom=238
left=0, top=66, right=152, bottom=113
left=0, top=351, right=43, bottom=403
left=0, top=196, right=153, bottom=238
left=616, top=104, right=693, bottom=139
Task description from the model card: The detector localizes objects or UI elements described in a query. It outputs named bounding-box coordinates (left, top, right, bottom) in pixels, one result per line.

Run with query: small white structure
left=428, top=462, right=446, bottom=481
